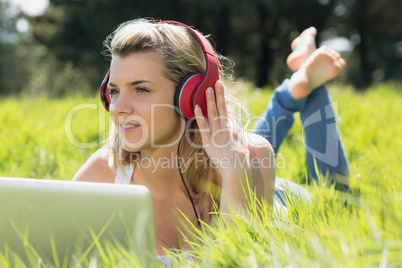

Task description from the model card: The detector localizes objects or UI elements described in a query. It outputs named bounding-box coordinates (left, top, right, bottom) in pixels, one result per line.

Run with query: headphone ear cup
left=100, top=70, right=111, bottom=111
left=174, top=73, right=204, bottom=119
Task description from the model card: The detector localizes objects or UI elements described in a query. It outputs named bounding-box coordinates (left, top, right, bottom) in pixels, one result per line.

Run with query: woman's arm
left=195, top=81, right=275, bottom=216
left=247, top=133, right=276, bottom=206
left=218, top=133, right=275, bottom=215
left=72, top=147, right=115, bottom=183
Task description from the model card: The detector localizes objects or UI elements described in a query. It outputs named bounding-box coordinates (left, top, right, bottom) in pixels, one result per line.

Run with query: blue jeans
left=251, top=80, right=351, bottom=205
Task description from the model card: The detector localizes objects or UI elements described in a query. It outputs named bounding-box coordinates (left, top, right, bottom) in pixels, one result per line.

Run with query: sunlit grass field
left=0, top=82, right=401, bottom=267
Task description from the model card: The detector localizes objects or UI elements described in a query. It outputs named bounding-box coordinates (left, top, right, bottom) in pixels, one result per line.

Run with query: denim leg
left=251, top=79, right=306, bottom=154
left=275, top=177, right=312, bottom=205
left=251, top=80, right=351, bottom=191
left=300, top=84, right=350, bottom=188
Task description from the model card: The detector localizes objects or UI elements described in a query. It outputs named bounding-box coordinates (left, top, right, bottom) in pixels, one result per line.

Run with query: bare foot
left=288, top=46, right=346, bottom=99
left=286, top=27, right=317, bottom=71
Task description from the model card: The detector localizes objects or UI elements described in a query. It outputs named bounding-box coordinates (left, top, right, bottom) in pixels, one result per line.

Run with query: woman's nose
left=110, top=93, right=133, bottom=114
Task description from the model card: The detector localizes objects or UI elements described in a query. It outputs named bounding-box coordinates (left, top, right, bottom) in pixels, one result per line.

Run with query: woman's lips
left=119, top=124, right=140, bottom=133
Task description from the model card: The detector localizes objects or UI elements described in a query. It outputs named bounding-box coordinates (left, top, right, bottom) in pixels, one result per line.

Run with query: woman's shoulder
left=72, top=147, right=115, bottom=183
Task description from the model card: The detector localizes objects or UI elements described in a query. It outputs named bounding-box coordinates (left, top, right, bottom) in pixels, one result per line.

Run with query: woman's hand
left=194, top=80, right=250, bottom=180
left=194, top=80, right=276, bottom=213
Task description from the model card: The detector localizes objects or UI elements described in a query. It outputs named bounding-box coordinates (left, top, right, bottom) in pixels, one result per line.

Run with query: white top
left=115, top=165, right=134, bottom=184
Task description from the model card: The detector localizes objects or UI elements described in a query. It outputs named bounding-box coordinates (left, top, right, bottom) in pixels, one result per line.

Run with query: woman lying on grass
left=73, top=19, right=350, bottom=262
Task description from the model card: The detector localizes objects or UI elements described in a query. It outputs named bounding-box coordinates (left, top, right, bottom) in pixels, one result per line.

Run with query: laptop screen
left=0, top=177, right=156, bottom=266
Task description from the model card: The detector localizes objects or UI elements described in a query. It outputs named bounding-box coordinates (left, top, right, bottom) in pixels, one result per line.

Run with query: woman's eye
left=135, top=87, right=149, bottom=93
left=108, top=89, right=119, bottom=96
left=108, top=87, right=148, bottom=98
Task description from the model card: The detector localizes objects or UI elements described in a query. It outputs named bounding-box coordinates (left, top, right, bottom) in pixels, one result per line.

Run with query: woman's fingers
left=206, top=80, right=229, bottom=129
left=195, top=80, right=232, bottom=149
left=194, top=104, right=211, bottom=145
left=214, top=81, right=229, bottom=128
left=206, top=87, right=220, bottom=131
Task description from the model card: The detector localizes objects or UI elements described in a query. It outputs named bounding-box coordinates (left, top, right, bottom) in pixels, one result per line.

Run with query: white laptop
left=0, top=177, right=157, bottom=266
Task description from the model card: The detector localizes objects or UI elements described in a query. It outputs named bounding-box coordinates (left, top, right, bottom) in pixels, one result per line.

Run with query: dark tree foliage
left=0, top=0, right=26, bottom=95
left=2, top=0, right=401, bottom=96
left=329, top=0, right=402, bottom=88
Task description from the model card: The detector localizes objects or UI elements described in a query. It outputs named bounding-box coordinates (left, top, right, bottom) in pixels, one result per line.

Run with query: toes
left=304, top=27, right=317, bottom=37
left=322, top=47, right=346, bottom=70
left=320, top=46, right=338, bottom=58
left=320, top=46, right=346, bottom=66
left=338, top=57, right=346, bottom=69
left=291, top=37, right=301, bottom=51
left=292, top=27, right=317, bottom=51
left=301, top=27, right=317, bottom=40
left=319, top=45, right=329, bottom=52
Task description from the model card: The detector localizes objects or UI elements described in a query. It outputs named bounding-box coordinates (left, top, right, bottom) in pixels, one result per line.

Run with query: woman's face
left=108, top=52, right=183, bottom=152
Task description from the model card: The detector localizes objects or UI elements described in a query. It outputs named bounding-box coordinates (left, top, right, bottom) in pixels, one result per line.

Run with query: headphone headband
left=156, top=21, right=216, bottom=59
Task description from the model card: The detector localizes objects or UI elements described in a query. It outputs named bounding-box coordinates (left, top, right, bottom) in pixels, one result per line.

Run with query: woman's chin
left=119, top=136, right=149, bottom=152
left=122, top=144, right=144, bottom=152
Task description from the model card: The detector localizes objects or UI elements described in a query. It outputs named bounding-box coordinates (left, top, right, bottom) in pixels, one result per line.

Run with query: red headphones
left=99, top=20, right=219, bottom=120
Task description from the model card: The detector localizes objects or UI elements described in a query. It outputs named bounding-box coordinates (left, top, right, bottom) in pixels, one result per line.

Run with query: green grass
left=0, top=83, right=401, bottom=267
left=0, top=95, right=110, bottom=180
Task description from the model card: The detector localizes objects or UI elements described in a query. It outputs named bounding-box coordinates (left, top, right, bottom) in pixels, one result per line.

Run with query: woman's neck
left=134, top=144, right=182, bottom=191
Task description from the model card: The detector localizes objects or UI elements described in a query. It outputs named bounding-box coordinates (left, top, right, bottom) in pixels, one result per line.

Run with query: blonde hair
left=103, top=18, right=242, bottom=224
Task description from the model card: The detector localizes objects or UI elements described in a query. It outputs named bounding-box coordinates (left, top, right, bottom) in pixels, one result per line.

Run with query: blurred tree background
left=0, top=0, right=401, bottom=97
